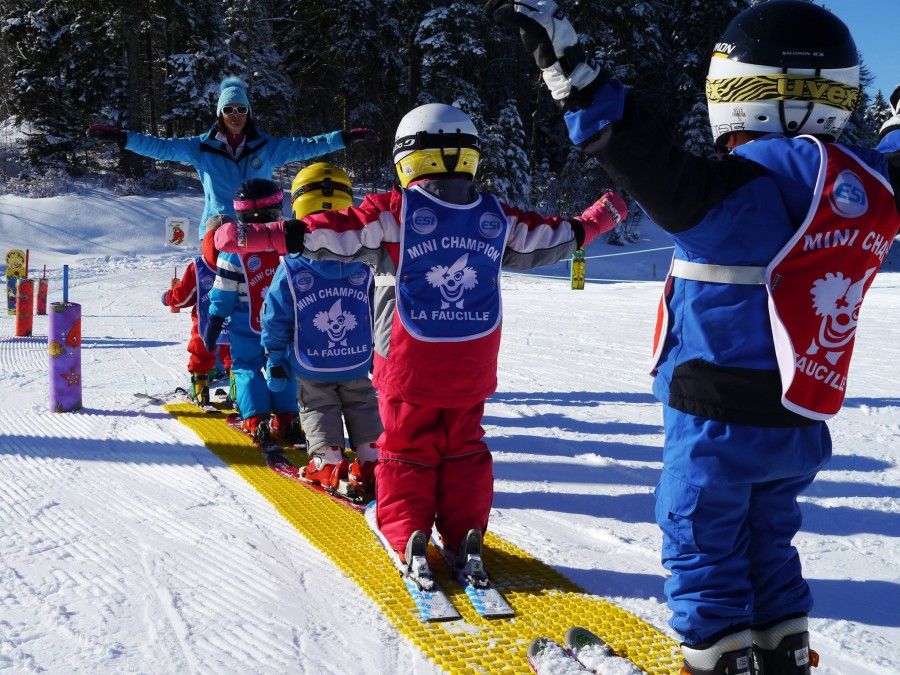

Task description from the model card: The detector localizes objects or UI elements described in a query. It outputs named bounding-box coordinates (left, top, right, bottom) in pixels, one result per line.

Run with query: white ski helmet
left=706, top=0, right=859, bottom=149
left=392, top=103, right=481, bottom=187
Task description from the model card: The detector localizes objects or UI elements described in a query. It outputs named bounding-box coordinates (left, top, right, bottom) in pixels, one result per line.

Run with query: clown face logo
left=425, top=253, right=478, bottom=309
left=312, top=299, right=358, bottom=347
left=806, top=268, right=875, bottom=365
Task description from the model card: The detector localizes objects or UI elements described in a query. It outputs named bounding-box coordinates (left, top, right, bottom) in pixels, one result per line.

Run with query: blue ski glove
left=265, top=349, right=290, bottom=393
left=161, top=291, right=170, bottom=306
left=203, top=315, right=225, bottom=354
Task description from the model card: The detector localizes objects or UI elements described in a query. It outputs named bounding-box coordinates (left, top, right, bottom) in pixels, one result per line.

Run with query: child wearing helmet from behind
left=202, top=179, right=303, bottom=448
left=487, top=0, right=900, bottom=672
left=161, top=223, right=234, bottom=407
left=213, top=103, right=626, bottom=583
left=260, top=163, right=382, bottom=494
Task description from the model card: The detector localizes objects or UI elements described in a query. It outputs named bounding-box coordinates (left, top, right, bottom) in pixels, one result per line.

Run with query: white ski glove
left=879, top=85, right=900, bottom=141
left=484, top=0, right=602, bottom=107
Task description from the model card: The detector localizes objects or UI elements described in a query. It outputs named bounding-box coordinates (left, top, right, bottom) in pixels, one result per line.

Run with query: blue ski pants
left=654, top=405, right=831, bottom=645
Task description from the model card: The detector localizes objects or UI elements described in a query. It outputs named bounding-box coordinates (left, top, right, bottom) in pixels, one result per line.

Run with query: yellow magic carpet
left=166, top=403, right=680, bottom=674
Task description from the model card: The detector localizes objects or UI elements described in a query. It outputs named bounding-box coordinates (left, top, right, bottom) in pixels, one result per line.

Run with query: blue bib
left=195, top=256, right=229, bottom=344
left=396, top=187, right=509, bottom=342
left=284, top=261, right=373, bottom=373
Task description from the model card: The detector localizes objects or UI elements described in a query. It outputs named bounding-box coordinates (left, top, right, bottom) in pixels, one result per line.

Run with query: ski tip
left=565, top=626, right=603, bottom=649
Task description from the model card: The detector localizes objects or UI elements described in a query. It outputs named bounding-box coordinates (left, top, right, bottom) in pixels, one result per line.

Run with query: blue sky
left=820, top=0, right=898, bottom=100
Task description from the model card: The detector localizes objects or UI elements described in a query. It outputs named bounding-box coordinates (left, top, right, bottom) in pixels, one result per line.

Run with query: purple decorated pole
left=48, top=301, right=82, bottom=412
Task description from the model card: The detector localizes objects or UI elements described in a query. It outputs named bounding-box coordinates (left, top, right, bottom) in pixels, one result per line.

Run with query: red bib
left=767, top=139, right=898, bottom=419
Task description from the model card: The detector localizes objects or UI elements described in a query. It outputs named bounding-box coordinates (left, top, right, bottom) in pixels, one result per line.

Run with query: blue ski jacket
left=565, top=82, right=900, bottom=427
left=124, top=124, right=345, bottom=238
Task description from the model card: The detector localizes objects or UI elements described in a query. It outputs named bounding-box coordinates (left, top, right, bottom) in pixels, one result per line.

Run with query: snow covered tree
left=479, top=100, right=531, bottom=205
left=3, top=0, right=121, bottom=172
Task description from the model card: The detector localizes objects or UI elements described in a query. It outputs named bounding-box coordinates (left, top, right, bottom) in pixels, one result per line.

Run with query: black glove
left=484, top=0, right=602, bottom=108
left=879, top=85, right=900, bottom=142
left=484, top=0, right=559, bottom=70
left=342, top=128, right=379, bottom=146
left=203, top=315, right=225, bottom=354
left=265, top=350, right=290, bottom=393
left=87, top=125, right=126, bottom=148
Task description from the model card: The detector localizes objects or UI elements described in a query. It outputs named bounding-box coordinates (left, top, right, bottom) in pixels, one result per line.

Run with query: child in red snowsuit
left=214, top=103, right=626, bottom=570
left=162, top=227, right=232, bottom=404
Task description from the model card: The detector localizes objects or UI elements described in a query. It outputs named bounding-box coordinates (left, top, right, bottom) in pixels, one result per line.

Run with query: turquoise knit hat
left=216, top=77, right=252, bottom=117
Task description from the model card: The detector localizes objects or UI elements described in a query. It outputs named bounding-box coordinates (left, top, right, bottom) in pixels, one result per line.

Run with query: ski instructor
left=485, top=0, right=900, bottom=673
left=87, top=77, right=378, bottom=239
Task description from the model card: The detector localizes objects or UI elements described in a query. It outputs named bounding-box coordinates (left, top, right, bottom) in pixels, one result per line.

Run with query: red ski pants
left=374, top=395, right=493, bottom=556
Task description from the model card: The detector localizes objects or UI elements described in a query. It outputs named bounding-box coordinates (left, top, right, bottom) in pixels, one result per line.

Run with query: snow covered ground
left=0, top=181, right=898, bottom=674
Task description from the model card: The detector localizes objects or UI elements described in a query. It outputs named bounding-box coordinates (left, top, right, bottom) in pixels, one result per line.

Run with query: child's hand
left=203, top=315, right=225, bottom=354
left=214, top=218, right=289, bottom=254
left=577, top=191, right=628, bottom=246
left=265, top=350, right=290, bottom=393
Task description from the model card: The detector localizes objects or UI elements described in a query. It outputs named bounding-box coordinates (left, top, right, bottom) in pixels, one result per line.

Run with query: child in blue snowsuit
left=204, top=179, right=300, bottom=444
left=487, top=1, right=900, bottom=673
left=261, top=163, right=382, bottom=492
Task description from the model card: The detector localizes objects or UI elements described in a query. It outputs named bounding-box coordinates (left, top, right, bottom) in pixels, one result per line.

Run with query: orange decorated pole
left=15, top=249, right=33, bottom=337
left=36, top=264, right=48, bottom=315
left=49, top=264, right=82, bottom=412
left=170, top=266, right=179, bottom=313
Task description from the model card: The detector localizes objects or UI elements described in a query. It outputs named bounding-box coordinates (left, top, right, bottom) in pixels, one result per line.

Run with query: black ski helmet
left=233, top=179, right=284, bottom=223
left=706, top=0, right=860, bottom=147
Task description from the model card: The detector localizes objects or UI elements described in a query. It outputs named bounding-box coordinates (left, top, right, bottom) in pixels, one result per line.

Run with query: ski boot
left=752, top=615, right=817, bottom=674
left=301, top=446, right=349, bottom=489
left=404, top=530, right=435, bottom=591
left=681, top=629, right=754, bottom=675
left=348, top=442, right=378, bottom=492
left=272, top=412, right=306, bottom=448
left=238, top=415, right=277, bottom=451
left=454, top=529, right=489, bottom=588
left=189, top=373, right=210, bottom=407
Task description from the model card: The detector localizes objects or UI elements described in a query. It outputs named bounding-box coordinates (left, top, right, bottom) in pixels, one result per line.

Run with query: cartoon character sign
left=165, top=217, right=189, bottom=247
left=5, top=248, right=26, bottom=315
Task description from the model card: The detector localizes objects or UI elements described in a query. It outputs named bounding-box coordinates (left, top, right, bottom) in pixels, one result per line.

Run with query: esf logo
left=349, top=269, right=368, bottom=286
left=295, top=271, right=315, bottom=292
left=410, top=208, right=438, bottom=235
left=201, top=277, right=214, bottom=290
left=479, top=213, right=504, bottom=239
left=247, top=255, right=262, bottom=272
left=829, top=170, right=867, bottom=219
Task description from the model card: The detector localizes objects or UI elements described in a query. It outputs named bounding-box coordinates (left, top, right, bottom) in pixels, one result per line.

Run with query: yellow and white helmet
left=706, top=0, right=859, bottom=149
left=392, top=103, right=480, bottom=187
left=290, top=162, right=353, bottom=219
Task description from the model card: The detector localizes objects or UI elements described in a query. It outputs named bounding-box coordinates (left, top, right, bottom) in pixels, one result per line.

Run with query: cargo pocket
left=654, top=470, right=701, bottom=557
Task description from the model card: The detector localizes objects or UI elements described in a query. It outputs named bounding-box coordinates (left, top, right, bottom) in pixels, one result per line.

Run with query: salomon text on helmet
left=706, top=0, right=860, bottom=148
left=291, top=163, right=354, bottom=219
left=233, top=179, right=284, bottom=223
left=393, top=103, right=481, bottom=187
